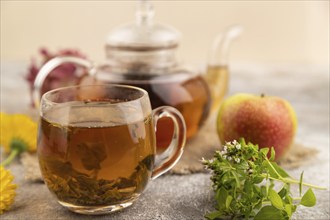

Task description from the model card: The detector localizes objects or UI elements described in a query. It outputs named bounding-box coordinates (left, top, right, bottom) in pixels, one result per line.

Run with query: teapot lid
left=106, top=0, right=181, bottom=51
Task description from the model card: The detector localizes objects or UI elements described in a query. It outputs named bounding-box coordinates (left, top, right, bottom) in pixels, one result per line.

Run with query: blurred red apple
left=217, top=93, right=297, bottom=160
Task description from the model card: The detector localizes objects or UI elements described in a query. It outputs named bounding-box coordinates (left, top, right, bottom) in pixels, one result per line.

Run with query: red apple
left=217, top=93, right=297, bottom=160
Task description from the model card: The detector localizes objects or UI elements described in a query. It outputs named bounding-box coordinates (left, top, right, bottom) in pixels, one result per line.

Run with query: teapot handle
left=32, top=56, right=96, bottom=107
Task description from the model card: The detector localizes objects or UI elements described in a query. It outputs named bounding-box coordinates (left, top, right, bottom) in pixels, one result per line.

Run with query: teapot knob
left=136, top=0, right=154, bottom=25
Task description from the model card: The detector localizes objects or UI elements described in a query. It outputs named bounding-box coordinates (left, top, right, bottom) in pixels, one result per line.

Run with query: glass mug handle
left=32, top=56, right=95, bottom=107
left=151, top=106, right=186, bottom=179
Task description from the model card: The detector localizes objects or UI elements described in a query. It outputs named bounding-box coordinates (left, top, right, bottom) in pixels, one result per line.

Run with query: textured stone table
left=1, top=62, right=329, bottom=219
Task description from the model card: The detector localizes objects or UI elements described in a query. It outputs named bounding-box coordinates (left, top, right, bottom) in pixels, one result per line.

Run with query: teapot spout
left=206, top=25, right=243, bottom=112
left=208, top=24, right=243, bottom=66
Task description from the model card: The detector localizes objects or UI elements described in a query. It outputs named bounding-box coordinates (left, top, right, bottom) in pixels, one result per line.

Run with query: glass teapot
left=33, top=0, right=242, bottom=148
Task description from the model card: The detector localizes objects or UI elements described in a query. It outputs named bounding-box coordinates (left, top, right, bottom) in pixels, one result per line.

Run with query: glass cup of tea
left=37, top=84, right=186, bottom=215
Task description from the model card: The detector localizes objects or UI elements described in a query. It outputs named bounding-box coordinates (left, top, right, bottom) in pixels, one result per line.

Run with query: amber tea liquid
left=38, top=102, right=155, bottom=207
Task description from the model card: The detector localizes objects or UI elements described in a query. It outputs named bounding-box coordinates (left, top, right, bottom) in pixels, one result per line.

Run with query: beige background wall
left=1, top=1, right=329, bottom=65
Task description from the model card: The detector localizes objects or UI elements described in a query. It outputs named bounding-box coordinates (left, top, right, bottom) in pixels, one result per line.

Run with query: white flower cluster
left=220, top=140, right=242, bottom=164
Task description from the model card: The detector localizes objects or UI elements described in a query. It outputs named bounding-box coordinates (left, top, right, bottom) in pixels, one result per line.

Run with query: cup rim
left=41, top=83, right=149, bottom=106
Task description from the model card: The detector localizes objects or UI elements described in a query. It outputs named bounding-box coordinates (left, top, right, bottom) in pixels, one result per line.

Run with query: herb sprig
left=203, top=139, right=326, bottom=220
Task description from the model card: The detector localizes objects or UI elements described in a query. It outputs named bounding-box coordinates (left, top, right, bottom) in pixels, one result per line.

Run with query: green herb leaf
left=254, top=206, right=283, bottom=220
left=205, top=211, right=222, bottom=220
left=225, top=195, right=233, bottom=209
left=268, top=189, right=284, bottom=210
left=261, top=185, right=267, bottom=197
left=266, top=161, right=290, bottom=178
left=300, top=188, right=316, bottom=207
left=285, top=204, right=292, bottom=217
left=278, top=186, right=287, bottom=198
left=253, top=176, right=264, bottom=184
left=230, top=171, right=240, bottom=188
left=284, top=194, right=293, bottom=205
left=260, top=147, right=269, bottom=156
left=269, top=147, right=276, bottom=161
left=299, top=171, right=304, bottom=196
left=216, top=187, right=228, bottom=210
left=292, top=204, right=297, bottom=213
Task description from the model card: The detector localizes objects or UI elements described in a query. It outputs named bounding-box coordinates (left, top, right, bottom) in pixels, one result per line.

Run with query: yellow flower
left=0, top=112, right=37, bottom=166
left=0, top=166, right=17, bottom=214
left=0, top=112, right=37, bottom=153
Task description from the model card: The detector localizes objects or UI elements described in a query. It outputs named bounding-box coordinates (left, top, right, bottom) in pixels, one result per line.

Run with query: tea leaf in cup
left=39, top=154, right=153, bottom=206
left=77, top=142, right=107, bottom=170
